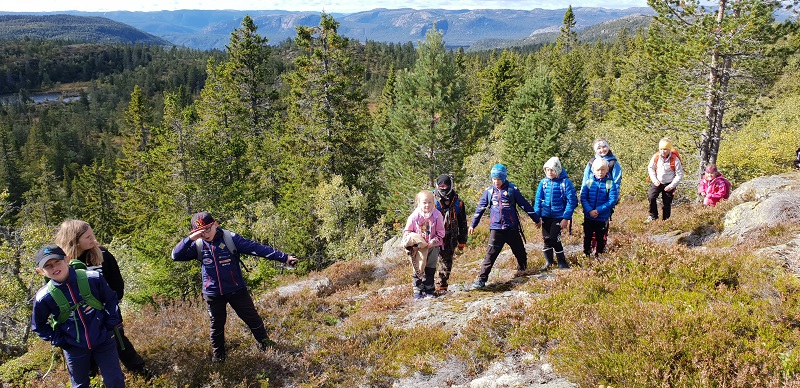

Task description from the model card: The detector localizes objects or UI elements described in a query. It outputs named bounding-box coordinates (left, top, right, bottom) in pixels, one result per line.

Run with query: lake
left=0, top=92, right=81, bottom=105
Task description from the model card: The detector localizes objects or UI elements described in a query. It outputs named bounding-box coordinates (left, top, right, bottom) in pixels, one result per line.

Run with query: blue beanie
left=490, top=164, right=507, bottom=181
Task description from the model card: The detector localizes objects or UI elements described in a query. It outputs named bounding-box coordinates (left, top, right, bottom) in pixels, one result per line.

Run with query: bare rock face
left=723, top=172, right=800, bottom=239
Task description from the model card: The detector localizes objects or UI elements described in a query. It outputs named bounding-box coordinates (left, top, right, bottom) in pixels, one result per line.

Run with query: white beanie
left=543, top=157, right=562, bottom=176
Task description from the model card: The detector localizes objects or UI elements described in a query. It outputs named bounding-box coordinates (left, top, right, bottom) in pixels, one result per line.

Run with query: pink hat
left=705, top=164, right=719, bottom=175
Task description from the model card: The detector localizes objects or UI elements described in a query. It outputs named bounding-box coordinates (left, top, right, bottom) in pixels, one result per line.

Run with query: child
left=697, top=164, right=731, bottom=206
left=535, top=157, right=578, bottom=270
left=433, top=174, right=467, bottom=294
left=581, top=138, right=622, bottom=193
left=55, top=220, right=150, bottom=378
left=580, top=158, right=619, bottom=258
left=403, top=190, right=445, bottom=299
left=31, top=244, right=125, bottom=388
left=646, top=137, right=684, bottom=222
left=468, top=164, right=541, bottom=289
left=171, top=212, right=298, bottom=362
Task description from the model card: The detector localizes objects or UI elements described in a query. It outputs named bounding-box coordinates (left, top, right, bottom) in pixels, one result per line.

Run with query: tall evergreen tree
left=379, top=27, right=469, bottom=220
left=551, top=6, right=589, bottom=131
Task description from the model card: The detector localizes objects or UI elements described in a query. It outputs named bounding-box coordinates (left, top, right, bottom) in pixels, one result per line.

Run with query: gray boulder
left=723, top=172, right=800, bottom=239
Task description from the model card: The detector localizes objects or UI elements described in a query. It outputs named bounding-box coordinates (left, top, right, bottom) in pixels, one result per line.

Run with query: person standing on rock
left=468, top=164, right=540, bottom=289
left=403, top=190, right=445, bottom=299
left=433, top=174, right=468, bottom=295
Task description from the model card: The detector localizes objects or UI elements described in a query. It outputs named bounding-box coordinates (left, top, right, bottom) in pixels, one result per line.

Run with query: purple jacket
left=471, top=181, right=539, bottom=231
left=172, top=227, right=289, bottom=295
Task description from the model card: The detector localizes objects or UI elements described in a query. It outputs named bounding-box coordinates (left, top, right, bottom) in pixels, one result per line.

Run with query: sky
left=0, top=0, right=650, bottom=13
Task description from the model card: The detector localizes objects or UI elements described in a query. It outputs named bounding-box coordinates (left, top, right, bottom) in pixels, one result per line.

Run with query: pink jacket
left=698, top=174, right=731, bottom=206
left=403, top=208, right=445, bottom=247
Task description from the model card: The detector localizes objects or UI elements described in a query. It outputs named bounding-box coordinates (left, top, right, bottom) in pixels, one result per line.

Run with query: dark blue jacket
left=580, top=175, right=619, bottom=222
left=471, top=181, right=540, bottom=231
left=171, top=227, right=289, bottom=295
left=534, top=169, right=578, bottom=220
left=31, top=267, right=121, bottom=350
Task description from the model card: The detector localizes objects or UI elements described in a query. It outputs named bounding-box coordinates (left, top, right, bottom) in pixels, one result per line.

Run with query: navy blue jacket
left=534, top=169, right=578, bottom=220
left=31, top=267, right=121, bottom=350
left=580, top=175, right=619, bottom=222
left=172, top=227, right=289, bottom=295
left=471, top=181, right=540, bottom=231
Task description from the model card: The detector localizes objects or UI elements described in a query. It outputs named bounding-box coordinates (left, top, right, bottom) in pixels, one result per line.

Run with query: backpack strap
left=47, top=269, right=104, bottom=330
left=76, top=269, right=103, bottom=311
left=605, top=179, right=612, bottom=193
left=194, top=229, right=238, bottom=258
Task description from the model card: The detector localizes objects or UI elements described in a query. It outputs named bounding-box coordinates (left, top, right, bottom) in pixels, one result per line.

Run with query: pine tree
left=551, top=6, right=589, bottom=132
left=379, top=27, right=469, bottom=220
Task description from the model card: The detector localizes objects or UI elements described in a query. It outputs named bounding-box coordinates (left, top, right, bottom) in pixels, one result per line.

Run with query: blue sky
left=1, top=0, right=650, bottom=13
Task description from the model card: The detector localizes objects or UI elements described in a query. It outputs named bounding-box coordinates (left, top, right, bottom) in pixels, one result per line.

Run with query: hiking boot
left=645, top=215, right=656, bottom=223
left=539, top=248, right=555, bottom=271
left=424, top=292, right=437, bottom=299
left=413, top=291, right=424, bottom=300
left=555, top=251, right=570, bottom=269
left=435, top=285, right=448, bottom=296
left=259, top=337, right=277, bottom=351
left=471, top=280, right=486, bottom=290
left=513, top=270, right=527, bottom=278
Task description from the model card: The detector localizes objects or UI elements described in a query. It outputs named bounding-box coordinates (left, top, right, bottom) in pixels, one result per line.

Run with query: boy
left=433, top=174, right=467, bottom=294
left=534, top=157, right=578, bottom=270
left=580, top=158, right=619, bottom=258
left=171, top=211, right=298, bottom=362
left=31, top=244, right=125, bottom=388
left=468, top=164, right=541, bottom=289
left=646, top=137, right=684, bottom=222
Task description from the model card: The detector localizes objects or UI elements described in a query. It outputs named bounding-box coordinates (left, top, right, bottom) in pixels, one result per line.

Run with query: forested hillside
left=0, top=15, right=170, bottom=46
left=1, top=2, right=800, bottom=385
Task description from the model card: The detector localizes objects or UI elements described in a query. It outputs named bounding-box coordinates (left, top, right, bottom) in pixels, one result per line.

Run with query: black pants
left=437, top=240, right=455, bottom=287
left=204, top=289, right=268, bottom=359
left=89, top=312, right=145, bottom=375
left=541, top=217, right=564, bottom=252
left=648, top=183, right=674, bottom=220
left=476, top=229, right=527, bottom=282
left=583, top=219, right=608, bottom=256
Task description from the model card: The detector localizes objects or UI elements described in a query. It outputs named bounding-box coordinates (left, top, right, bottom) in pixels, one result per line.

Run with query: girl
left=55, top=220, right=151, bottom=378
left=697, top=164, right=731, bottom=206
left=403, top=190, right=445, bottom=299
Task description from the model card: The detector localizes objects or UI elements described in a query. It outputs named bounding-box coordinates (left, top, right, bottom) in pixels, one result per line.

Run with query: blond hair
left=415, top=190, right=434, bottom=208
left=54, top=220, right=103, bottom=266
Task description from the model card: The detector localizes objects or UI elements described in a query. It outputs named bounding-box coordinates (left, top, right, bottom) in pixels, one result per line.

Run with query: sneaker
left=471, top=281, right=486, bottom=290
left=513, top=270, right=527, bottom=278
left=424, top=292, right=437, bottom=299
left=644, top=215, right=656, bottom=223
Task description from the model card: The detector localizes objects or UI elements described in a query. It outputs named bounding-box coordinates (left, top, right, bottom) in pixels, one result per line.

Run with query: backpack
left=651, top=149, right=681, bottom=172
left=194, top=229, right=238, bottom=258
left=720, top=178, right=732, bottom=199
left=46, top=267, right=104, bottom=330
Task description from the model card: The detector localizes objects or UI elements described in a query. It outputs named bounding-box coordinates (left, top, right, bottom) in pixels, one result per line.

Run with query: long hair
left=54, top=220, right=104, bottom=266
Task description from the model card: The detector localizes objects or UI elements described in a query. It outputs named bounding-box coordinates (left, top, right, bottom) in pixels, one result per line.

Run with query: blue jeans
left=64, top=335, right=125, bottom=388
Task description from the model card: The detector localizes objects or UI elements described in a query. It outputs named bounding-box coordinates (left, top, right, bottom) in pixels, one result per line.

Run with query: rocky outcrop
left=723, top=172, right=800, bottom=239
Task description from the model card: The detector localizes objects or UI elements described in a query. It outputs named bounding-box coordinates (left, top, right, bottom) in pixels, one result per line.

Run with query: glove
left=455, top=243, right=465, bottom=256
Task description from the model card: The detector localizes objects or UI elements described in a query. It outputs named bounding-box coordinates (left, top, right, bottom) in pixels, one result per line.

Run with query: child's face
left=545, top=168, right=557, bottom=179
left=492, top=178, right=504, bottom=189
left=659, top=147, right=671, bottom=158
left=593, top=166, right=609, bottom=179
left=704, top=172, right=715, bottom=181
left=594, top=143, right=610, bottom=156
left=38, top=258, right=69, bottom=282
left=419, top=195, right=434, bottom=213
left=77, top=227, right=98, bottom=253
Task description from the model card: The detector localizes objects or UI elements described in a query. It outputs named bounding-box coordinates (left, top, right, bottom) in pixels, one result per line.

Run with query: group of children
left=404, top=136, right=733, bottom=296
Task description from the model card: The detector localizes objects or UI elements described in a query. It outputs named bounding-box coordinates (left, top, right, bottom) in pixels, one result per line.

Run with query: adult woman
left=55, top=220, right=150, bottom=378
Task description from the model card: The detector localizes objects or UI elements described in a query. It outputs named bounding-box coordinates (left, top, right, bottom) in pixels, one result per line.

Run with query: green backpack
left=46, top=259, right=103, bottom=330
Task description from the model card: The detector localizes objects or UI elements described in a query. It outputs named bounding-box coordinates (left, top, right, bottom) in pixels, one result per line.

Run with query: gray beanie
left=543, top=157, right=562, bottom=176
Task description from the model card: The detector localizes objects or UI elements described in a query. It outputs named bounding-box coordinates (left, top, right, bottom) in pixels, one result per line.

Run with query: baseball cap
left=34, top=244, right=66, bottom=269
left=190, top=211, right=215, bottom=234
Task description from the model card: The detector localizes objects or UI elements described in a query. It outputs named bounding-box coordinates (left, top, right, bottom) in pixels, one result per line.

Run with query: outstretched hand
left=468, top=227, right=475, bottom=235
left=286, top=255, right=299, bottom=268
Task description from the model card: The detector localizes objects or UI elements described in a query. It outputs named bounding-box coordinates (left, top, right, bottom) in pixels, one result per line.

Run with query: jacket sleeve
left=457, top=200, right=468, bottom=244
left=580, top=181, right=592, bottom=212
left=596, top=180, right=619, bottom=214
left=100, top=249, right=125, bottom=300
left=562, top=179, right=578, bottom=220
left=697, top=179, right=708, bottom=196
left=581, top=162, right=592, bottom=191
left=533, top=181, right=544, bottom=216
left=95, top=274, right=121, bottom=329
left=172, top=237, right=199, bottom=262
left=514, top=187, right=540, bottom=223
left=706, top=179, right=726, bottom=202
left=432, top=210, right=446, bottom=246
left=31, top=289, right=58, bottom=345
left=647, top=155, right=659, bottom=184
left=403, top=210, right=418, bottom=234
left=232, top=233, right=288, bottom=263
left=470, top=189, right=490, bottom=229
left=612, top=161, right=623, bottom=191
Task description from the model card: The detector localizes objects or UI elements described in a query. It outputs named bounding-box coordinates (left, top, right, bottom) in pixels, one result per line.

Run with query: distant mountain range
left=0, top=15, right=170, bottom=46
left=0, top=8, right=656, bottom=50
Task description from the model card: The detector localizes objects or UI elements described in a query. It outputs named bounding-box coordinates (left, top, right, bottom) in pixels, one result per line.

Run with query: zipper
left=66, top=283, right=92, bottom=349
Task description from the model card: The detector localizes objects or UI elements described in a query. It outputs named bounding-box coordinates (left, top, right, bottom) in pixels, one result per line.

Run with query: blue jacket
left=172, top=227, right=289, bottom=295
left=31, top=267, right=121, bottom=350
left=471, top=181, right=540, bottom=231
left=580, top=175, right=619, bottom=222
left=581, top=152, right=622, bottom=194
left=534, top=169, right=578, bottom=220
